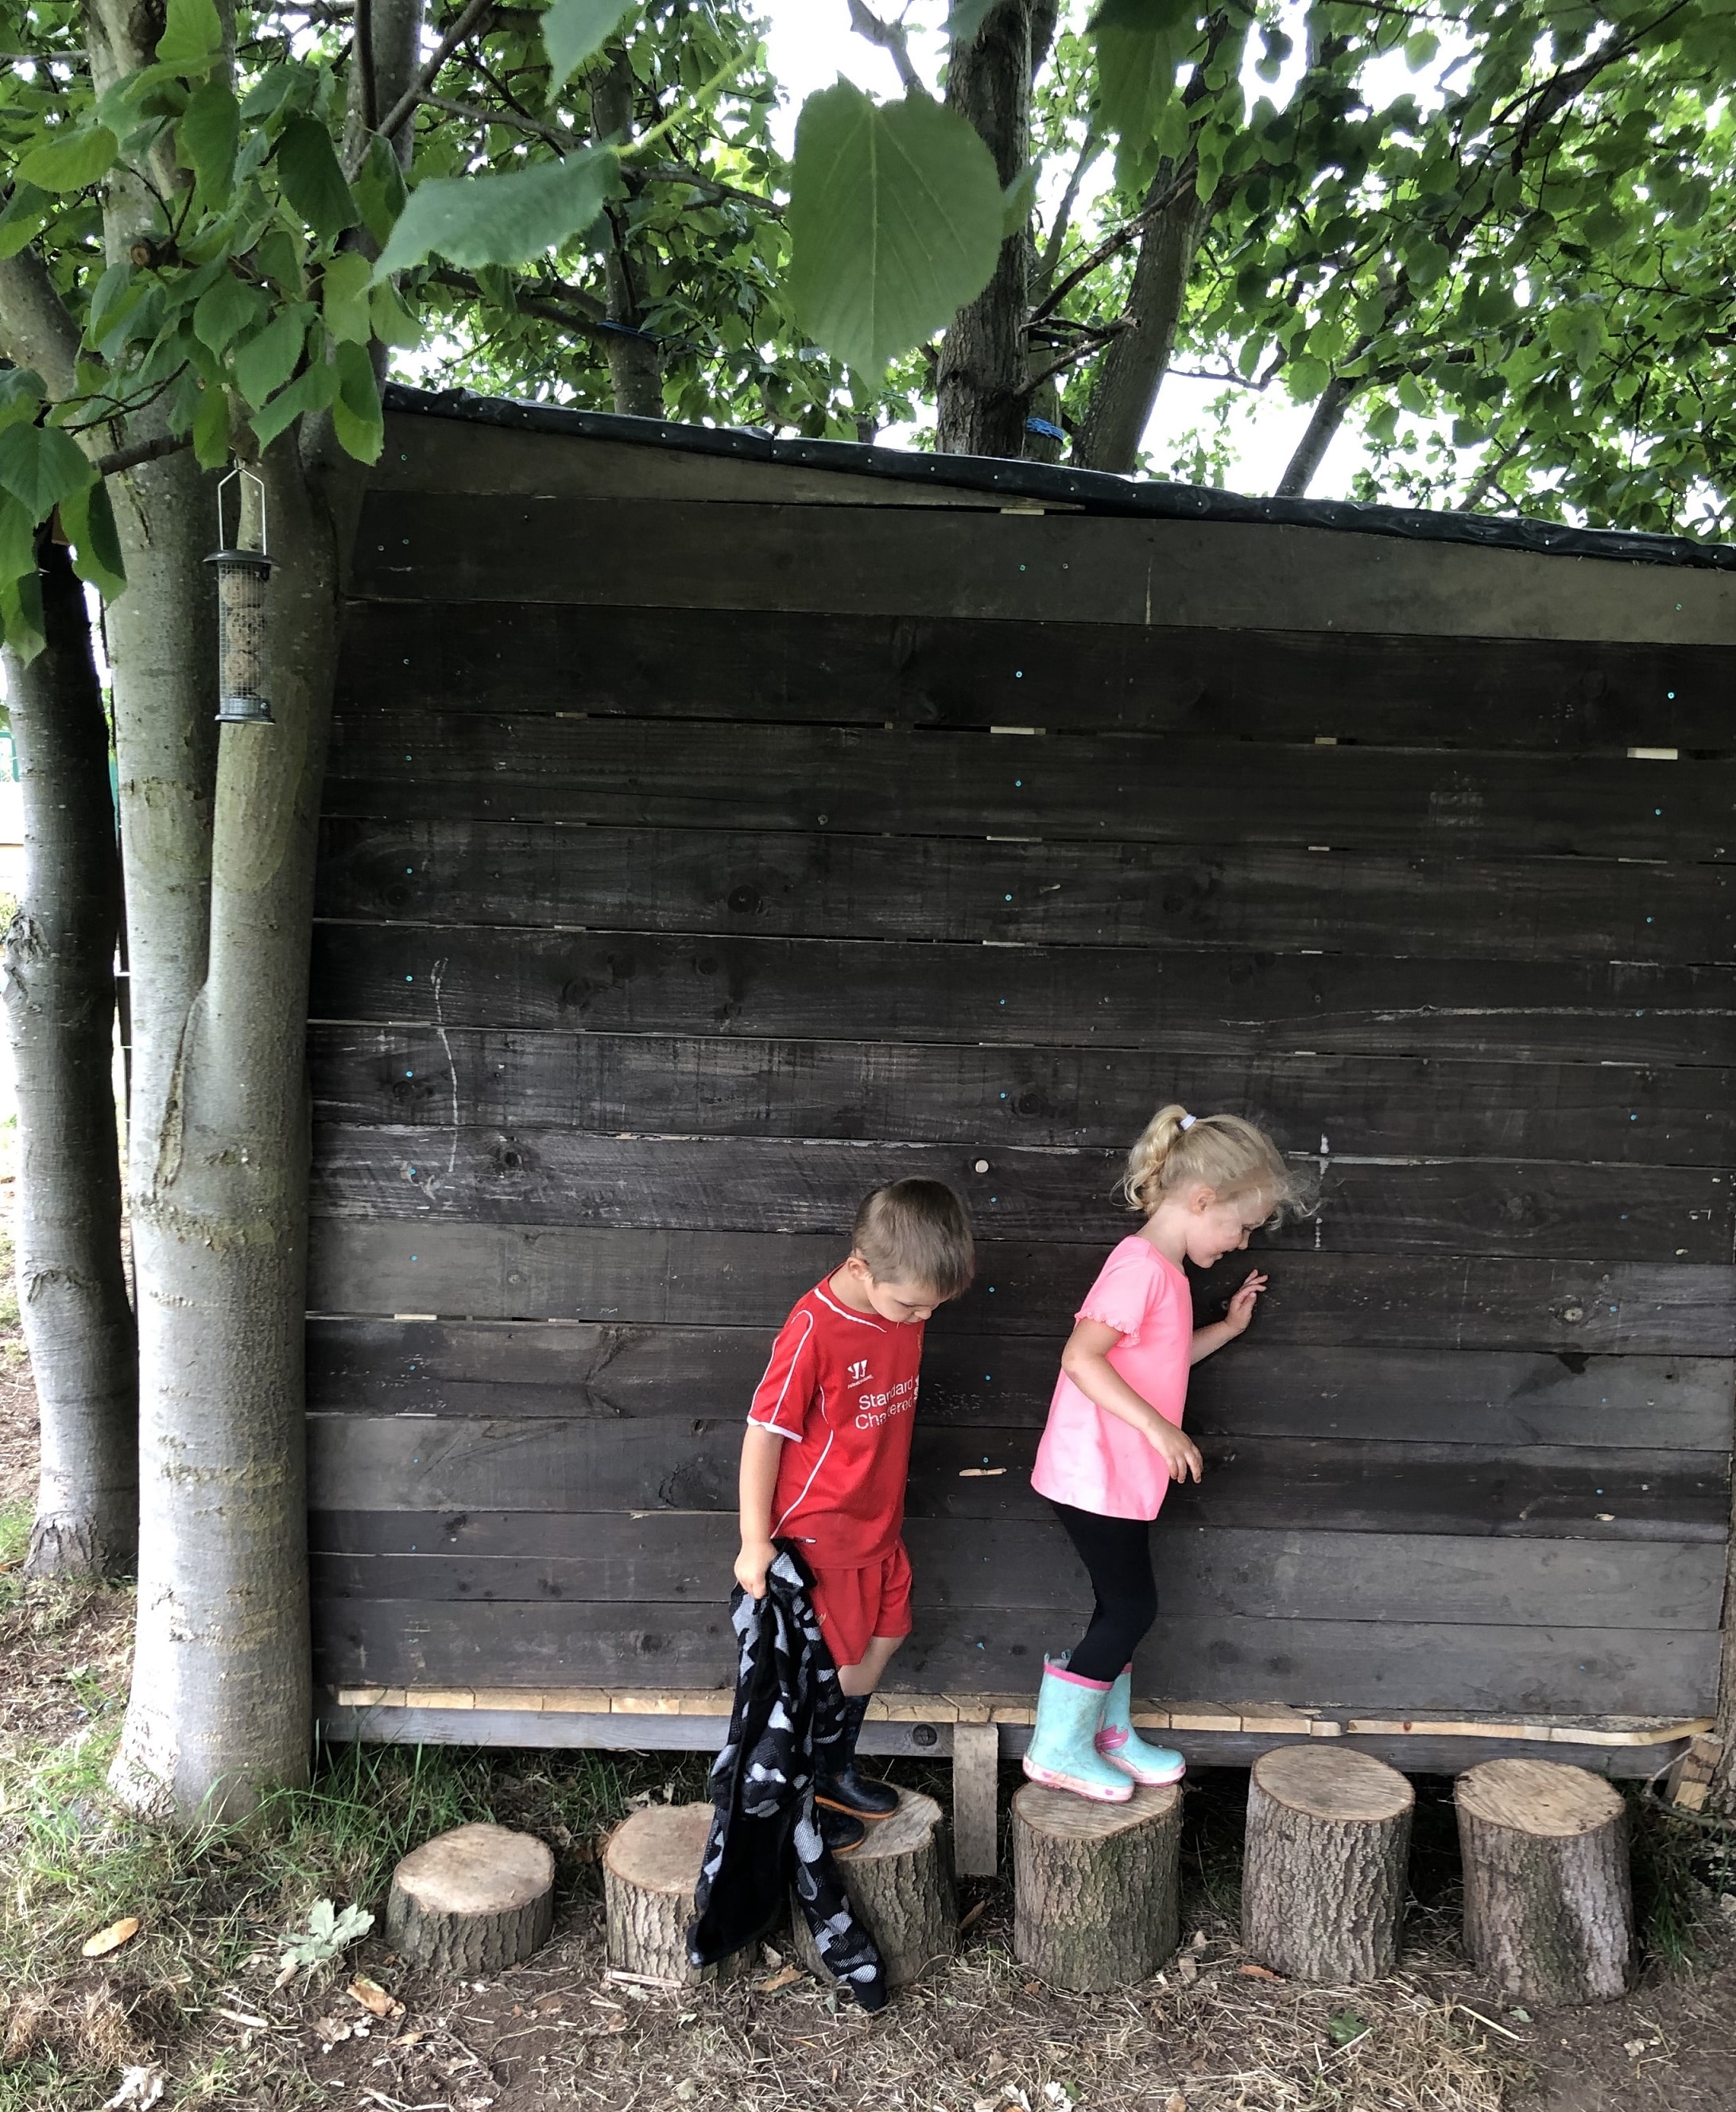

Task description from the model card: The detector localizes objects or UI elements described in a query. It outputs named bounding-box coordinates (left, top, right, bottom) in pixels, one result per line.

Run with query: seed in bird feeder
left=207, top=467, right=274, bottom=724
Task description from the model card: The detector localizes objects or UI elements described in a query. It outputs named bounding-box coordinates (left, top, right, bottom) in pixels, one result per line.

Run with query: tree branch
left=429, top=265, right=661, bottom=343
left=1028, top=164, right=1196, bottom=330
left=847, top=0, right=923, bottom=95
left=92, top=431, right=195, bottom=479
left=370, top=0, right=495, bottom=162
left=0, top=248, right=83, bottom=401
left=1033, top=129, right=1102, bottom=304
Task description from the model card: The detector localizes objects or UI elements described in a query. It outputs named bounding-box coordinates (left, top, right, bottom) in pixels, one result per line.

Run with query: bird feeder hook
left=206, top=465, right=274, bottom=726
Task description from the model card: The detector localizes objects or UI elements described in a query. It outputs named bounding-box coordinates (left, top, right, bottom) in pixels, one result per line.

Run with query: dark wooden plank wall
left=307, top=411, right=1736, bottom=1721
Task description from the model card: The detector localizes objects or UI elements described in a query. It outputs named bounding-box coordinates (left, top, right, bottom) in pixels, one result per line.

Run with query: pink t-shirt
left=1030, top=1237, right=1192, bottom=1521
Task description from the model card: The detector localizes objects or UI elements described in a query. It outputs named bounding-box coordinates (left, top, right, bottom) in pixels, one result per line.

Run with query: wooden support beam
left=951, top=1723, right=1000, bottom=1879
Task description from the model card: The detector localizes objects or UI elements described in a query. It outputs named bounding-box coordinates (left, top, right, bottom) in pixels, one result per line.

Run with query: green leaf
left=543, top=0, right=637, bottom=90
left=372, top=146, right=618, bottom=279
left=193, top=269, right=267, bottom=352
left=1091, top=0, right=1197, bottom=29
left=0, top=489, right=36, bottom=583
left=15, top=126, right=119, bottom=195
left=179, top=78, right=241, bottom=205
left=0, top=560, right=47, bottom=664
left=332, top=339, right=384, bottom=462
left=277, top=118, right=358, bottom=242
left=1002, top=161, right=1040, bottom=238
left=0, top=421, right=93, bottom=517
left=944, top=0, right=1000, bottom=41
left=0, top=370, right=45, bottom=431
left=192, top=378, right=234, bottom=467
left=355, top=133, right=409, bottom=247
left=256, top=227, right=307, bottom=300
left=1095, top=25, right=1180, bottom=161
left=60, top=478, right=126, bottom=600
left=250, top=358, right=337, bottom=449
left=368, top=281, right=422, bottom=349
left=0, top=184, right=52, bottom=262
left=321, top=252, right=374, bottom=344
left=787, top=83, right=1005, bottom=382
left=156, top=0, right=223, bottom=68
left=232, top=304, right=313, bottom=408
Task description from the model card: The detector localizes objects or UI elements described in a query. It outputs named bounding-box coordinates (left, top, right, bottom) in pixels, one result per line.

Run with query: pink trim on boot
left=1044, top=1663, right=1111, bottom=1691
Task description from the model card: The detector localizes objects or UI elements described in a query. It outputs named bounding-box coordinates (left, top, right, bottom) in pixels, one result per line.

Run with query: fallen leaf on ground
left=314, top=2015, right=355, bottom=2050
left=1176, top=1955, right=1198, bottom=1984
left=103, top=2068, right=165, bottom=2110
left=348, top=1975, right=405, bottom=2020
left=1625, top=2038, right=1649, bottom=2058
left=1239, top=1963, right=1284, bottom=1981
left=1163, top=2095, right=1188, bottom=2112
left=756, top=1964, right=804, bottom=1994
left=959, top=1900, right=987, bottom=1932
left=81, top=1916, right=141, bottom=1959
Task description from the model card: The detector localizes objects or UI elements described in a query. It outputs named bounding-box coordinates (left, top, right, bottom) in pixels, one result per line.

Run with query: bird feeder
left=206, top=466, right=273, bottom=725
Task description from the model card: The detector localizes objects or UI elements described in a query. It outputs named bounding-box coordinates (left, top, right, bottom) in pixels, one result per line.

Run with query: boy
left=734, top=1179, right=975, bottom=1849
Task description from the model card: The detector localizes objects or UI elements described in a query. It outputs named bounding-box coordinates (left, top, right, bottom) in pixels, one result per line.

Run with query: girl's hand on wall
left=1147, top=1418, right=1204, bottom=1484
left=1223, top=1269, right=1268, bottom=1335
left=734, top=1537, right=776, bottom=1599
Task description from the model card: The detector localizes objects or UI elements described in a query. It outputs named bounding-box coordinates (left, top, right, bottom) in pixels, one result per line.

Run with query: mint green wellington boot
left=1095, top=1665, right=1184, bottom=1786
left=1022, top=1661, right=1134, bottom=1803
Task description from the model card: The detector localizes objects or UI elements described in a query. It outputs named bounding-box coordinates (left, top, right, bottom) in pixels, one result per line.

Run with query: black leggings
left=1050, top=1502, right=1158, bottom=1684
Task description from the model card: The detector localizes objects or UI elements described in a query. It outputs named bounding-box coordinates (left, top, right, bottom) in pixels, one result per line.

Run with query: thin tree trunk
left=1071, top=176, right=1211, bottom=472
left=2, top=536, right=137, bottom=1578
left=1275, top=373, right=1356, bottom=497
left=936, top=1, right=1034, bottom=459
left=591, top=52, right=665, bottom=419
left=107, top=0, right=414, bottom=1820
left=110, top=442, right=343, bottom=1819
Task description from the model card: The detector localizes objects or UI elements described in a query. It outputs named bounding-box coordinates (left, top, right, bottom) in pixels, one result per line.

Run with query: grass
left=1630, top=1787, right=1736, bottom=1973
left=0, top=1687, right=715, bottom=2111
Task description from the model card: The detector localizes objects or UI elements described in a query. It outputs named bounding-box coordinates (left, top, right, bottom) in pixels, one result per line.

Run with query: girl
left=1024, top=1105, right=1301, bottom=1801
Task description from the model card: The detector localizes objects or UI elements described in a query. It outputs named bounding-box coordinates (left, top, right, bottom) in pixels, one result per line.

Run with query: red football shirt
left=747, top=1277, right=926, bottom=1566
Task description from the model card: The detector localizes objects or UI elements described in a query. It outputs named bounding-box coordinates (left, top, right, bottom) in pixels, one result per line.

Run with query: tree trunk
left=1071, top=176, right=1211, bottom=473
left=1275, top=374, right=1356, bottom=497
left=1012, top=1781, right=1180, bottom=1990
left=790, top=1789, right=955, bottom=1988
left=1455, top=1758, right=1632, bottom=2005
left=603, top=1803, right=747, bottom=1984
left=389, top=1822, right=556, bottom=1974
left=106, top=0, right=416, bottom=1823
left=2, top=535, right=137, bottom=1578
left=591, top=52, right=665, bottom=420
left=936, top=2, right=1034, bottom=459
left=1241, top=1746, right=1413, bottom=1982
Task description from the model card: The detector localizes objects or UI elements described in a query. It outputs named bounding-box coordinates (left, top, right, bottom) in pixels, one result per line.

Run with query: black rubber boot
left=818, top=1800, right=867, bottom=1855
left=817, top=1695, right=901, bottom=1820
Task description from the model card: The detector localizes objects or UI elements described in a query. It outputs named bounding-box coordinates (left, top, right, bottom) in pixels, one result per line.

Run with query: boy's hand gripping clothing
left=748, top=1281, right=926, bottom=1564
left=686, top=1547, right=887, bottom=2009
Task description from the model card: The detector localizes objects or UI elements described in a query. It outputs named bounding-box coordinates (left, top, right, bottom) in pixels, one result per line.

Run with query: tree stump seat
left=1012, top=1781, right=1181, bottom=1991
left=386, top=1822, right=555, bottom=1974
left=603, top=1801, right=746, bottom=1986
left=1455, top=1758, right=1632, bottom=2005
left=791, top=1788, right=955, bottom=1988
left=1242, top=1746, right=1414, bottom=1982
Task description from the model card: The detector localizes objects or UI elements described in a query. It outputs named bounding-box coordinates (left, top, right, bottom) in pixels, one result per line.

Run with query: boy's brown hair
left=851, top=1180, right=975, bottom=1299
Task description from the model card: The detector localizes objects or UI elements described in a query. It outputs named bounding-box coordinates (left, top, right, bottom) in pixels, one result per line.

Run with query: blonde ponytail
left=1118, top=1103, right=1304, bottom=1221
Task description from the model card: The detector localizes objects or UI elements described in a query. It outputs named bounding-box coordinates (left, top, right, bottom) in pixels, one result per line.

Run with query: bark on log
left=604, top=1802, right=746, bottom=1985
left=386, top=1822, right=555, bottom=1974
left=1012, top=1781, right=1180, bottom=1990
left=1455, top=1758, right=1633, bottom=2005
left=1242, top=1746, right=1414, bottom=1982
left=791, top=1789, right=956, bottom=1988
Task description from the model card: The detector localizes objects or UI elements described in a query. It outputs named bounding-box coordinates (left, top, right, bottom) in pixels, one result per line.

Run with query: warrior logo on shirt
left=846, top=1358, right=871, bottom=1383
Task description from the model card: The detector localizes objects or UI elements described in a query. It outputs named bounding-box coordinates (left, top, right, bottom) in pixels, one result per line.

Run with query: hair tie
left=1178, top=1113, right=1196, bottom=1130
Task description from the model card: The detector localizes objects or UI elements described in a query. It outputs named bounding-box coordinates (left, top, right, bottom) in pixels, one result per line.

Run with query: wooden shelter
left=310, top=387, right=1734, bottom=1783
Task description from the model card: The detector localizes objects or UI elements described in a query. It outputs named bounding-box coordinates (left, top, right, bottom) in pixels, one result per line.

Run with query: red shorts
left=808, top=1541, right=913, bottom=1672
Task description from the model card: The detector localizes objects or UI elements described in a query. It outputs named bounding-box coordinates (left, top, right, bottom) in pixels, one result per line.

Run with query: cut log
left=1012, top=1781, right=1181, bottom=1991
left=1242, top=1746, right=1413, bottom=1982
left=386, top=1822, right=554, bottom=1974
left=790, top=1789, right=955, bottom=1988
left=603, top=1802, right=746, bottom=1985
left=1455, top=1757, right=1632, bottom=2005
